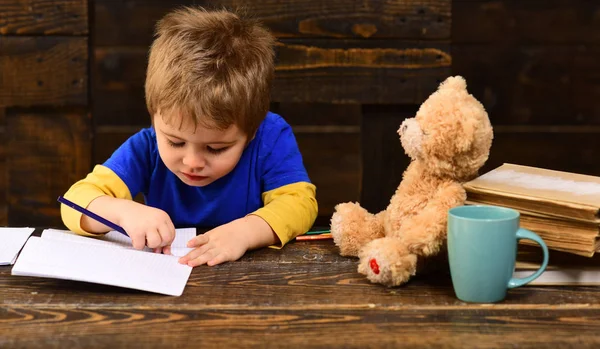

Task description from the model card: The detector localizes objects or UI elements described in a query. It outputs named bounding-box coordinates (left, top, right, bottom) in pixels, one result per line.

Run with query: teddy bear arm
left=399, top=182, right=466, bottom=256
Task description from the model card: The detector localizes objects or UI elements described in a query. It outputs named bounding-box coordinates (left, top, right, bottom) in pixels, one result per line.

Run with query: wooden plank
left=93, top=129, right=131, bottom=165
left=274, top=102, right=362, bottom=127
left=2, top=240, right=600, bottom=306
left=452, top=44, right=600, bottom=125
left=93, top=47, right=148, bottom=126
left=483, top=128, right=600, bottom=177
left=94, top=0, right=451, bottom=46
left=1, top=241, right=599, bottom=347
left=454, top=0, right=600, bottom=44
left=273, top=40, right=451, bottom=104
left=0, top=0, right=87, bottom=35
left=0, top=109, right=5, bottom=226
left=7, top=109, right=91, bottom=227
left=360, top=105, right=413, bottom=213
left=0, top=37, right=87, bottom=107
left=93, top=41, right=450, bottom=126
left=1, top=305, right=599, bottom=348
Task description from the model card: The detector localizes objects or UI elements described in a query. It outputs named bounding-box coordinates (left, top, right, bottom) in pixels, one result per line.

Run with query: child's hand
left=115, top=200, right=176, bottom=251
left=178, top=218, right=250, bottom=267
left=179, top=215, right=277, bottom=267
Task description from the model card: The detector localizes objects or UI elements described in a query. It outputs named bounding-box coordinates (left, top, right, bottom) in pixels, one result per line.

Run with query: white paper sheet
left=0, top=227, right=35, bottom=265
left=41, top=228, right=196, bottom=257
left=12, top=236, right=193, bottom=296
left=514, top=269, right=600, bottom=286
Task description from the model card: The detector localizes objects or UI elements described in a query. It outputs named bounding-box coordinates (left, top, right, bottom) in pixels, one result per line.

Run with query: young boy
left=60, top=7, right=318, bottom=267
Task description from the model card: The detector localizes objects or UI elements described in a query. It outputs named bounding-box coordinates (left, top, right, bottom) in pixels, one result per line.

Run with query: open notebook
left=12, top=228, right=196, bottom=296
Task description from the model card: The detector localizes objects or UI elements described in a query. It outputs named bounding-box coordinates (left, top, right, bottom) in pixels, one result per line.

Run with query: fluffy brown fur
left=330, top=76, right=493, bottom=286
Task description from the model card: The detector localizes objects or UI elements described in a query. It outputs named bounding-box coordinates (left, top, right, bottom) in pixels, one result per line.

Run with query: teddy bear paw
left=330, top=202, right=383, bottom=257
left=357, top=238, right=417, bottom=287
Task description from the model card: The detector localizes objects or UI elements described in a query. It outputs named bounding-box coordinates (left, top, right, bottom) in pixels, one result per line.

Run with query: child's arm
left=179, top=181, right=317, bottom=266
left=61, top=165, right=176, bottom=251
left=250, top=181, right=318, bottom=247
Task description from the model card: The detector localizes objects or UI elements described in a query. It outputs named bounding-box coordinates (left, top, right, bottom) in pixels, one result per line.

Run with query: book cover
left=464, top=164, right=600, bottom=222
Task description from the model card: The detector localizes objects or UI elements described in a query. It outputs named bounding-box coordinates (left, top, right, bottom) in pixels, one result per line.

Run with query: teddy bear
left=330, top=76, right=493, bottom=287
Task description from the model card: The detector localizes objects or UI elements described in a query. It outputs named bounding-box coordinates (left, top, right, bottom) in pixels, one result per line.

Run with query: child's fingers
left=207, top=253, right=227, bottom=266
left=178, top=243, right=211, bottom=264
left=162, top=245, right=172, bottom=255
left=167, top=219, right=176, bottom=241
left=188, top=243, right=212, bottom=259
left=187, top=234, right=209, bottom=247
left=187, top=249, right=217, bottom=267
left=158, top=222, right=175, bottom=246
left=131, top=233, right=146, bottom=250
left=145, top=229, right=162, bottom=249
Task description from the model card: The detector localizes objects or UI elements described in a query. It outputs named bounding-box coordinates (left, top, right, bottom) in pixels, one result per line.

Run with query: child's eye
left=167, top=140, right=185, bottom=148
left=207, top=146, right=228, bottom=154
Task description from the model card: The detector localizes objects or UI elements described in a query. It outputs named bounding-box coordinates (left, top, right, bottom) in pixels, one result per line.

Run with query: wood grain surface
left=0, top=0, right=87, bottom=35
left=1, top=238, right=599, bottom=348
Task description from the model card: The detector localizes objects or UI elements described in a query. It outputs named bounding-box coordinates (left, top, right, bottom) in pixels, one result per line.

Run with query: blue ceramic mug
left=447, top=205, right=549, bottom=303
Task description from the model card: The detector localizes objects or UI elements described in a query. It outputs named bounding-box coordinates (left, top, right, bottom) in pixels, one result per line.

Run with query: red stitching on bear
left=369, top=258, right=380, bottom=274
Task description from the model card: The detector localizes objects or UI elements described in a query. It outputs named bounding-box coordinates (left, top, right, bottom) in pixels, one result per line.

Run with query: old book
left=464, top=164, right=600, bottom=223
left=518, top=214, right=599, bottom=257
left=462, top=206, right=600, bottom=257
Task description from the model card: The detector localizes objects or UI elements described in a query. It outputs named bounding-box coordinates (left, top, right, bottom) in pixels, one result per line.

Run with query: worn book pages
left=515, top=245, right=600, bottom=285
left=464, top=164, right=600, bottom=222
left=519, top=214, right=599, bottom=257
left=0, top=227, right=35, bottom=265
left=11, top=228, right=197, bottom=296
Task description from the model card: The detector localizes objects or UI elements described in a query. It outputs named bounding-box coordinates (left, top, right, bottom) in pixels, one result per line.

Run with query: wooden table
left=1, top=231, right=599, bottom=348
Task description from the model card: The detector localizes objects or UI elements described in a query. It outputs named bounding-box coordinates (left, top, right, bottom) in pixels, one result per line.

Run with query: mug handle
left=507, top=228, right=549, bottom=289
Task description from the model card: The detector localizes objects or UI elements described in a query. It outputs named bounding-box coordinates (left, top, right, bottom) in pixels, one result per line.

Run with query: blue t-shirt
left=103, top=112, right=310, bottom=228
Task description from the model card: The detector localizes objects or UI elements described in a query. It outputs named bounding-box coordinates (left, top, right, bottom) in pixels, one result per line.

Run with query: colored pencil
left=295, top=233, right=332, bottom=241
left=303, top=229, right=331, bottom=235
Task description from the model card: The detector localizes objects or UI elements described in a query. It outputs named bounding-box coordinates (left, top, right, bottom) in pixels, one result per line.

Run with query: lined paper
left=0, top=227, right=35, bottom=265
left=12, top=237, right=193, bottom=296
left=41, top=228, right=196, bottom=257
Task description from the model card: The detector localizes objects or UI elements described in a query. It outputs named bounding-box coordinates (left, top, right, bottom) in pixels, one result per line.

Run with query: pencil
left=295, top=233, right=333, bottom=241
left=303, top=229, right=331, bottom=235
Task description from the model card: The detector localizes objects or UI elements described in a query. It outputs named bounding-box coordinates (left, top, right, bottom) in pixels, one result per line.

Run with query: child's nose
left=183, top=152, right=205, bottom=169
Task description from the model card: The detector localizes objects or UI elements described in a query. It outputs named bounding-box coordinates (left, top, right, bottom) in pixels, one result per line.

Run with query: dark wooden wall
left=0, top=1, right=91, bottom=227
left=453, top=0, right=600, bottom=179
left=1, top=0, right=598, bottom=228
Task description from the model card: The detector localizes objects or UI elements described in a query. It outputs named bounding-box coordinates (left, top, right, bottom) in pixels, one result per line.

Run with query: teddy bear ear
left=438, top=76, right=467, bottom=92
left=455, top=115, right=477, bottom=152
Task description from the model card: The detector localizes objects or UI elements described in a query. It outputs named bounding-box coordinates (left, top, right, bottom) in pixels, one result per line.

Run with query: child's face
left=154, top=113, right=249, bottom=187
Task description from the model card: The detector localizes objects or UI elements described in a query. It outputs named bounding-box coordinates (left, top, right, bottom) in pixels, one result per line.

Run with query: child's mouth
left=182, top=173, right=208, bottom=182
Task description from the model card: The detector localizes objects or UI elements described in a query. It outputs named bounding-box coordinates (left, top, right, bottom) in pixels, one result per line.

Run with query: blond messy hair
left=145, top=7, right=275, bottom=136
